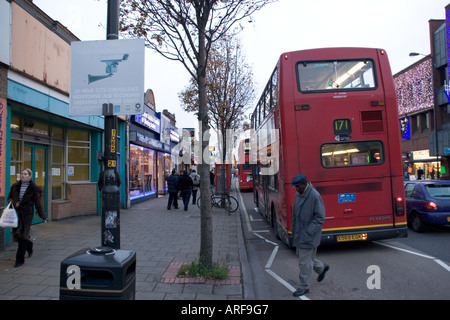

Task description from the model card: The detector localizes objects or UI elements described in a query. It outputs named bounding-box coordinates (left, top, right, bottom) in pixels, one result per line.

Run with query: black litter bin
left=60, top=246, right=136, bottom=300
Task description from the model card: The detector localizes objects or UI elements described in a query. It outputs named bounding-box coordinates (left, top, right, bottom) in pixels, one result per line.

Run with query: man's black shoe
left=317, top=265, right=329, bottom=282
left=14, top=262, right=24, bottom=268
left=293, top=288, right=309, bottom=297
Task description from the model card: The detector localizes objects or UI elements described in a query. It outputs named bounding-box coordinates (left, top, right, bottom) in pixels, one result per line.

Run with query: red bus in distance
left=250, top=47, right=407, bottom=246
left=238, top=138, right=253, bottom=191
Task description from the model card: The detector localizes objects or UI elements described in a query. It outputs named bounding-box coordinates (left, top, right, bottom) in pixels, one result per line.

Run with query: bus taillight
left=395, top=197, right=405, bottom=215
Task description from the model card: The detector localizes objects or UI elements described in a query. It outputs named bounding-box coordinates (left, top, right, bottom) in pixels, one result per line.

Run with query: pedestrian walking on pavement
left=7, top=168, right=47, bottom=268
left=165, top=169, right=179, bottom=210
left=178, top=170, right=193, bottom=211
left=291, top=173, right=329, bottom=297
left=210, top=170, right=215, bottom=187
left=190, top=169, right=200, bottom=204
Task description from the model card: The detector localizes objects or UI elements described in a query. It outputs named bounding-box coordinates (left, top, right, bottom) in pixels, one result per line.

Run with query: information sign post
left=101, top=103, right=120, bottom=249
left=102, top=0, right=120, bottom=249
left=69, top=1, right=144, bottom=249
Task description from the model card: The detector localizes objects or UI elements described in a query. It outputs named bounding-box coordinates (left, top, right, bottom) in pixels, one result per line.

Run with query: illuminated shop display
left=130, top=144, right=157, bottom=200
left=394, top=59, right=433, bottom=116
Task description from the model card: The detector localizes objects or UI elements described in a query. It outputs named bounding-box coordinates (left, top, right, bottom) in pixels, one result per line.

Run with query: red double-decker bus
left=238, top=138, right=253, bottom=191
left=251, top=47, right=407, bottom=246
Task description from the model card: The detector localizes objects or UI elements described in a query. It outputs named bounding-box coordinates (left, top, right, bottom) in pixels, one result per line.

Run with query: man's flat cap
left=291, top=174, right=307, bottom=186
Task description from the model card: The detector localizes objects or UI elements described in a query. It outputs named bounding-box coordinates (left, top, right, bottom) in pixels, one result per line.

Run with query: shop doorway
left=24, top=144, right=47, bottom=224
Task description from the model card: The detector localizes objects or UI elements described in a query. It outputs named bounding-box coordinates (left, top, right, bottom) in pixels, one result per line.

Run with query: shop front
left=129, top=107, right=177, bottom=204
left=403, top=149, right=442, bottom=180
left=4, top=77, right=107, bottom=243
left=129, top=139, right=175, bottom=203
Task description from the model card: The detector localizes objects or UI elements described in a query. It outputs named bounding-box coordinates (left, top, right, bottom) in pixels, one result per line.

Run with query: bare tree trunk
left=220, top=128, right=227, bottom=195
left=198, top=27, right=213, bottom=268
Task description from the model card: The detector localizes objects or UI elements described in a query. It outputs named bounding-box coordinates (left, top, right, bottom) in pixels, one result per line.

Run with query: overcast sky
left=33, top=0, right=450, bottom=131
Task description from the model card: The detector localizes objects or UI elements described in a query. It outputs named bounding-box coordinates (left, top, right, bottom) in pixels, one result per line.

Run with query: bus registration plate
left=336, top=233, right=367, bottom=242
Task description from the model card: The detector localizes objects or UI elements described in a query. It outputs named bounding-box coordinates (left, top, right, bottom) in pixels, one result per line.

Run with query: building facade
left=429, top=13, right=450, bottom=178
left=0, top=0, right=183, bottom=249
left=0, top=0, right=112, bottom=248
left=395, top=7, right=450, bottom=181
left=128, top=98, right=179, bottom=204
left=394, top=56, right=437, bottom=179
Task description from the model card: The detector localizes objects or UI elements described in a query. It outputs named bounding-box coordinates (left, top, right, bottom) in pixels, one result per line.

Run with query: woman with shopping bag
left=0, top=202, right=19, bottom=228
left=7, top=168, right=46, bottom=268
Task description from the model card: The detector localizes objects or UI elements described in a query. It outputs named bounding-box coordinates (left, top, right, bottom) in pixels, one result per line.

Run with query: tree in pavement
left=179, top=34, right=255, bottom=197
left=120, top=0, right=276, bottom=268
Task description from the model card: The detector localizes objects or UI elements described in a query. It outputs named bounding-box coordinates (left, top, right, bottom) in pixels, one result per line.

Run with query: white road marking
left=374, top=241, right=450, bottom=273
left=236, top=188, right=309, bottom=300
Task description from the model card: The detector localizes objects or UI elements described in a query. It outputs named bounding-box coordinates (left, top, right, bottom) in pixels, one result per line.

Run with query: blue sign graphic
left=338, top=193, right=356, bottom=203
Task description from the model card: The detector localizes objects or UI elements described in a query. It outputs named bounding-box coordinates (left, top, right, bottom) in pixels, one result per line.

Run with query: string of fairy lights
left=395, top=58, right=434, bottom=117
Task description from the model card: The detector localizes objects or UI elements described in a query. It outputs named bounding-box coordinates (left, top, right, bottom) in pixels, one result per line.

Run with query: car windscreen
left=425, top=184, right=450, bottom=199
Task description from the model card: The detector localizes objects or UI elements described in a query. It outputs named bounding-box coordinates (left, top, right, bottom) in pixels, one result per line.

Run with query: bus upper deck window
left=298, top=59, right=377, bottom=93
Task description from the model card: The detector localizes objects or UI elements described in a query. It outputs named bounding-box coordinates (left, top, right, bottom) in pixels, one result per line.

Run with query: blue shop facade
left=128, top=104, right=179, bottom=204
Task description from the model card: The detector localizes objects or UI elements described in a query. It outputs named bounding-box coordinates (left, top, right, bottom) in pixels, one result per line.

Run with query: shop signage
left=134, top=111, right=161, bottom=133
left=70, top=39, right=145, bottom=116
left=170, top=129, right=180, bottom=143
left=136, top=132, right=163, bottom=150
left=132, top=131, right=172, bottom=153
left=412, top=149, right=430, bottom=160
left=400, top=117, right=410, bottom=140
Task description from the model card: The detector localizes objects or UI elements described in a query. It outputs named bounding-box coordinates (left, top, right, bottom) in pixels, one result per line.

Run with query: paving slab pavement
left=0, top=191, right=252, bottom=300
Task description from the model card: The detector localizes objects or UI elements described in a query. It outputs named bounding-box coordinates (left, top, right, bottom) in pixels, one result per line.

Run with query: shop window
left=441, top=105, right=449, bottom=125
left=10, top=115, right=21, bottom=131
left=411, top=115, right=419, bottom=134
left=10, top=140, right=22, bottom=184
left=52, top=146, right=65, bottom=199
left=67, top=129, right=90, bottom=182
left=421, top=112, right=429, bottom=132
left=130, top=144, right=157, bottom=200
left=52, top=126, right=64, bottom=140
left=68, top=129, right=89, bottom=142
left=157, top=152, right=175, bottom=195
left=23, top=119, right=49, bottom=136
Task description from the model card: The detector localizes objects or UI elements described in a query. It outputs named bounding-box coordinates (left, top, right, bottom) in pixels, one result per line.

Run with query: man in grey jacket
left=291, top=173, right=329, bottom=297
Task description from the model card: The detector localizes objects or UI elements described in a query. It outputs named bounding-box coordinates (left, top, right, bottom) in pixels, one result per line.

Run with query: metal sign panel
left=70, top=39, right=145, bottom=115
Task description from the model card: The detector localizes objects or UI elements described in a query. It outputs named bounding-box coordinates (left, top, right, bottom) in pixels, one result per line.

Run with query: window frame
left=297, top=58, right=378, bottom=93
left=320, top=140, right=385, bottom=168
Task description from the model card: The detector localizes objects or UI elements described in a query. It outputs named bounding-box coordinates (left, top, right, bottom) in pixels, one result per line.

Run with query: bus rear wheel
left=271, top=206, right=280, bottom=240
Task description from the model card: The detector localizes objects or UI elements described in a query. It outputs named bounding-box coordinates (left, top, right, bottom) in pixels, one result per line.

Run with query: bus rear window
left=298, top=59, right=376, bottom=92
left=321, top=141, right=384, bottom=168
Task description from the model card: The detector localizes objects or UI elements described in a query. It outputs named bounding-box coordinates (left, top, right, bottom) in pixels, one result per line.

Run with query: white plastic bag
left=0, top=202, right=18, bottom=228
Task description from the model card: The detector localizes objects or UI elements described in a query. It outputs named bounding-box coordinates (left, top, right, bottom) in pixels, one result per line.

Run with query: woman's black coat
left=7, top=180, right=46, bottom=241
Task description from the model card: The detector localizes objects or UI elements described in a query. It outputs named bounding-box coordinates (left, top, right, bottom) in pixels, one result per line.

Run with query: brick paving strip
left=162, top=261, right=241, bottom=285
